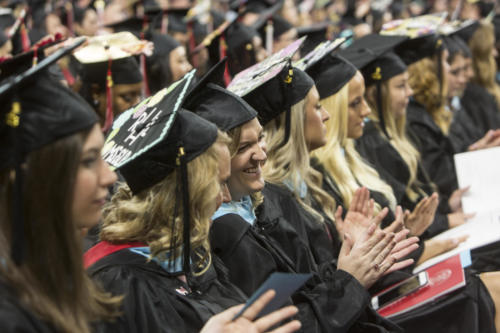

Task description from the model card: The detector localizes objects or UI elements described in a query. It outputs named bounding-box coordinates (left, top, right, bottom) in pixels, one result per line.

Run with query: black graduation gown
left=357, top=121, right=500, bottom=272
left=448, top=104, right=485, bottom=153
left=0, top=282, right=56, bottom=333
left=259, top=183, right=497, bottom=333
left=406, top=100, right=458, bottom=199
left=211, top=210, right=403, bottom=333
left=88, top=246, right=246, bottom=333
left=461, top=82, right=500, bottom=134
left=355, top=120, right=449, bottom=239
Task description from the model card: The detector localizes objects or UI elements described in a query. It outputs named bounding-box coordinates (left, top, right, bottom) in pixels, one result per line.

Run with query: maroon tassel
left=220, top=36, right=231, bottom=86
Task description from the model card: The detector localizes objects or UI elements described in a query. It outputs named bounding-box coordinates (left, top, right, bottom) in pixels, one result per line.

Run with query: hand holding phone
left=232, top=272, right=311, bottom=321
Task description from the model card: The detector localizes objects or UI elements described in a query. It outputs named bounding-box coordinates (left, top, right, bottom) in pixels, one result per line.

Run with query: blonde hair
left=313, top=84, right=397, bottom=212
left=469, top=21, right=500, bottom=108
left=407, top=55, right=452, bottom=134
left=366, top=80, right=428, bottom=202
left=263, top=97, right=337, bottom=222
left=227, top=123, right=263, bottom=208
left=101, top=132, right=231, bottom=276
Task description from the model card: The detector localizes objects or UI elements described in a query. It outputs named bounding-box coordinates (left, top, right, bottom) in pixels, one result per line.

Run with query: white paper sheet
left=413, top=210, right=500, bottom=272
left=454, top=146, right=500, bottom=214
left=414, top=147, right=500, bottom=272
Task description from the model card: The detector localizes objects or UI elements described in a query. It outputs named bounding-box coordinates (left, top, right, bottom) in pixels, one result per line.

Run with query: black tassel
left=10, top=98, right=24, bottom=265
left=279, top=65, right=294, bottom=148
left=178, top=147, right=191, bottom=276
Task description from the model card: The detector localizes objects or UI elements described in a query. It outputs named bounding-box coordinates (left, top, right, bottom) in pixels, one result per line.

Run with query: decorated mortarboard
left=381, top=13, right=447, bottom=65
left=102, top=70, right=209, bottom=191
left=74, top=32, right=150, bottom=131
left=382, top=13, right=449, bottom=102
left=183, top=58, right=257, bottom=131
left=0, top=37, right=96, bottom=265
left=102, top=69, right=217, bottom=277
left=305, top=54, right=357, bottom=100
left=294, top=37, right=348, bottom=71
left=338, top=34, right=408, bottom=139
left=228, top=37, right=312, bottom=144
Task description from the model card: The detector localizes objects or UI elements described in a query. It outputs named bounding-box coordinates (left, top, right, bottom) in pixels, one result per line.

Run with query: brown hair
left=469, top=21, right=500, bottom=108
left=407, top=53, right=452, bottom=134
left=0, top=129, right=121, bottom=333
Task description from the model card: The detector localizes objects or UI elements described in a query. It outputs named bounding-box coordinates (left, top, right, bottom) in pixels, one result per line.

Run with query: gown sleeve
left=211, top=212, right=402, bottom=333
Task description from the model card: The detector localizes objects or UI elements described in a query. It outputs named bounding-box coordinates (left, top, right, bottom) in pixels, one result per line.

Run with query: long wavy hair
left=313, top=84, right=397, bottom=212
left=366, top=79, right=428, bottom=202
left=0, top=130, right=121, bottom=333
left=263, top=96, right=337, bottom=223
left=407, top=52, right=451, bottom=134
left=101, top=132, right=230, bottom=276
left=468, top=21, right=500, bottom=108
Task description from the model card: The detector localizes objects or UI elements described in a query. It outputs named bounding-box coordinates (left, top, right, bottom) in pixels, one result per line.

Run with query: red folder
left=377, top=254, right=466, bottom=318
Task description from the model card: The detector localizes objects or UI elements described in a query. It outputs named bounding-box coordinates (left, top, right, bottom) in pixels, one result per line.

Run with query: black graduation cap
left=0, top=10, right=16, bottom=31
left=337, top=34, right=408, bottom=139
left=260, top=15, right=293, bottom=40
left=493, top=15, right=500, bottom=43
left=146, top=32, right=182, bottom=94
left=248, top=0, right=284, bottom=51
left=0, top=34, right=76, bottom=82
left=392, top=33, right=444, bottom=65
left=74, top=32, right=145, bottom=130
left=102, top=69, right=218, bottom=277
left=297, top=22, right=330, bottom=56
left=103, top=70, right=212, bottom=193
left=443, top=34, right=470, bottom=59
left=0, top=37, right=91, bottom=167
left=183, top=58, right=257, bottom=131
left=105, top=16, right=151, bottom=36
left=305, top=54, right=357, bottom=100
left=228, top=37, right=311, bottom=144
left=451, top=20, right=480, bottom=44
left=294, top=37, right=348, bottom=71
left=0, top=37, right=95, bottom=265
left=230, top=0, right=278, bottom=13
left=338, top=34, right=408, bottom=85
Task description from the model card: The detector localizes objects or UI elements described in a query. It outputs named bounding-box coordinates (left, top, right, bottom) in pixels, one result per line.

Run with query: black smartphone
left=371, top=271, right=429, bottom=310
